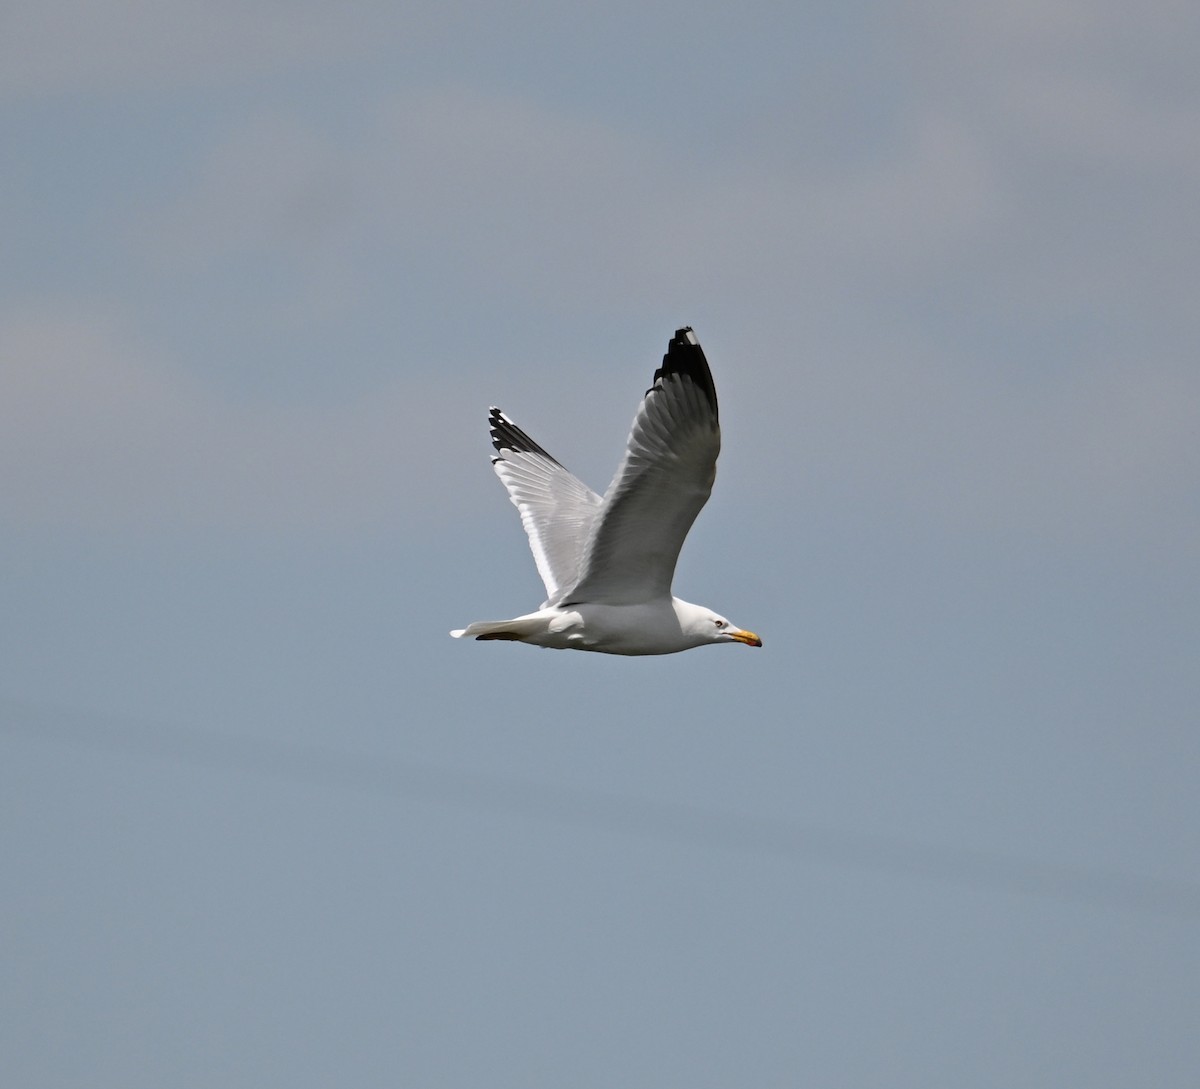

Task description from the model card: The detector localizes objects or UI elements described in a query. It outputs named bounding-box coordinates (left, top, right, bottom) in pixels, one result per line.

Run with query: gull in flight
left=451, top=327, right=762, bottom=655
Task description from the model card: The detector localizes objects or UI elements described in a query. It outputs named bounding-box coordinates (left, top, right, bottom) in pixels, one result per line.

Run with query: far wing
left=564, top=328, right=720, bottom=605
left=488, top=408, right=604, bottom=605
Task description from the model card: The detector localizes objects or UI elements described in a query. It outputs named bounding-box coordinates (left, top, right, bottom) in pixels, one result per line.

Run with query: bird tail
left=450, top=616, right=547, bottom=641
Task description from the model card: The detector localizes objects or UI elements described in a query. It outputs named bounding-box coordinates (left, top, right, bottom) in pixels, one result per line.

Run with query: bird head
left=677, top=601, right=762, bottom=648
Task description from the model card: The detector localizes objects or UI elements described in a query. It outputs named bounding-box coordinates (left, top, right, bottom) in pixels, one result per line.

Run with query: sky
left=2, top=1, right=1198, bottom=1085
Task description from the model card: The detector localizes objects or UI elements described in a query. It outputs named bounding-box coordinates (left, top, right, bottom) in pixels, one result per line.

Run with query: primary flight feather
left=451, top=327, right=761, bottom=655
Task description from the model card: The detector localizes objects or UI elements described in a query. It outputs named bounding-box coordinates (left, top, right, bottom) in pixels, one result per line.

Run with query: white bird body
left=453, top=597, right=748, bottom=656
left=451, top=328, right=761, bottom=655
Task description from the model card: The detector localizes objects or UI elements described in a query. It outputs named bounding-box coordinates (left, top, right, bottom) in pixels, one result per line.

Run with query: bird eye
left=714, top=619, right=726, bottom=628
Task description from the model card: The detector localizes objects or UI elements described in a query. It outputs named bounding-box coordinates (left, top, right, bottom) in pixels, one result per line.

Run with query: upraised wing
left=488, top=408, right=604, bottom=606
left=563, top=328, right=720, bottom=605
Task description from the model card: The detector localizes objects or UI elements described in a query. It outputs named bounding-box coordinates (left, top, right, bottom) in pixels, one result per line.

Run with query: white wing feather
left=564, top=329, right=720, bottom=605
left=488, top=408, right=603, bottom=605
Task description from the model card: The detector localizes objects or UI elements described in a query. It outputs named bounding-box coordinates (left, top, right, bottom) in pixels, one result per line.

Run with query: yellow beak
left=729, top=629, right=763, bottom=647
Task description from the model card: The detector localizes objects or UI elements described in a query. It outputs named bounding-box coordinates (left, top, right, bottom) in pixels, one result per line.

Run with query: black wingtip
left=652, top=326, right=718, bottom=417
left=487, top=407, right=564, bottom=465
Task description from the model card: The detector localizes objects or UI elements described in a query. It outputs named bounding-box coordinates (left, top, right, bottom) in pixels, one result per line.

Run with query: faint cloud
left=148, top=113, right=352, bottom=263
left=141, top=84, right=1003, bottom=316
left=7, top=6, right=1198, bottom=553
left=912, top=0, right=1200, bottom=160
left=1002, top=72, right=1200, bottom=176
left=0, top=0, right=411, bottom=99
left=926, top=0, right=1199, bottom=52
left=730, top=319, right=1200, bottom=551
left=0, top=305, right=471, bottom=535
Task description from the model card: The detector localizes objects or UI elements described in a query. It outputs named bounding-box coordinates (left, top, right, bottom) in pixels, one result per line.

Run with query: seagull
left=451, top=327, right=762, bottom=655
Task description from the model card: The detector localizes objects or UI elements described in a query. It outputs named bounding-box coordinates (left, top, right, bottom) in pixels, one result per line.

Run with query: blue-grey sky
left=3, top=2, right=1198, bottom=1086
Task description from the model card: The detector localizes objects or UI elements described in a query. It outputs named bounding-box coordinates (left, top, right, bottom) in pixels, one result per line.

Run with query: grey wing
left=564, top=328, right=721, bottom=606
left=488, top=408, right=604, bottom=605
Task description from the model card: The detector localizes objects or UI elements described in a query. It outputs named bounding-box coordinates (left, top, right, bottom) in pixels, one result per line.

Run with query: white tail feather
left=449, top=615, right=549, bottom=642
